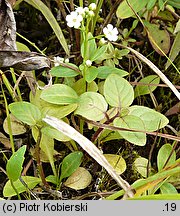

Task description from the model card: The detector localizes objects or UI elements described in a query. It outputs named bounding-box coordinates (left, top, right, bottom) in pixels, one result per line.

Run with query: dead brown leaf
left=0, top=51, right=51, bottom=70
left=0, top=0, right=16, bottom=50
left=165, top=102, right=180, bottom=116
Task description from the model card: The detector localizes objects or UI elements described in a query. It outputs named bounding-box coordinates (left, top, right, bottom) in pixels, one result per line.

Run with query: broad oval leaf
left=134, top=75, right=160, bottom=98
left=3, top=114, right=26, bottom=135
left=64, top=167, right=92, bottom=190
left=144, top=21, right=170, bottom=55
left=104, top=74, right=134, bottom=108
left=50, top=63, right=79, bottom=77
left=134, top=157, right=149, bottom=178
left=6, top=146, right=26, bottom=182
left=40, top=84, right=78, bottom=105
left=85, top=66, right=99, bottom=83
left=116, top=0, right=149, bottom=19
left=60, top=151, right=83, bottom=182
left=128, top=105, right=169, bottom=132
left=157, top=144, right=176, bottom=171
left=41, top=126, right=71, bottom=142
left=160, top=182, right=178, bottom=194
left=3, top=176, right=41, bottom=197
left=97, top=66, right=128, bottom=79
left=113, top=115, right=146, bottom=146
left=104, top=154, right=126, bottom=175
left=41, top=104, right=77, bottom=119
left=75, top=92, right=108, bottom=121
left=9, top=102, right=41, bottom=126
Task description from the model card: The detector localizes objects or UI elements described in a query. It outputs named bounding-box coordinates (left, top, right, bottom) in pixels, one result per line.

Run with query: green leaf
left=40, top=84, right=78, bottom=105
left=129, top=194, right=180, bottom=200
left=174, top=19, right=180, bottom=34
left=73, top=78, right=86, bottom=95
left=81, top=32, right=97, bottom=59
left=147, top=0, right=157, bottom=10
left=98, top=130, right=122, bottom=143
left=90, top=45, right=108, bottom=62
left=113, top=115, right=146, bottom=146
left=116, top=0, right=149, bottom=19
left=157, top=144, right=176, bottom=171
left=165, top=0, right=180, bottom=9
left=64, top=167, right=92, bottom=190
left=160, top=182, right=178, bottom=194
left=97, top=66, right=128, bottom=79
left=41, top=126, right=71, bottom=142
left=134, top=157, right=149, bottom=178
left=3, top=176, right=41, bottom=197
left=24, top=0, right=69, bottom=55
left=3, top=114, right=26, bottom=135
left=50, top=63, right=79, bottom=77
left=75, top=92, right=108, bottom=121
left=16, top=42, right=30, bottom=52
left=85, top=66, right=99, bottom=83
left=46, top=175, right=58, bottom=185
left=128, top=105, right=169, bottom=132
left=6, top=146, right=26, bottom=182
left=144, top=21, right=170, bottom=55
left=9, top=102, right=41, bottom=126
left=104, top=74, right=134, bottom=108
left=87, top=81, right=98, bottom=92
left=104, top=154, right=126, bottom=175
left=165, top=32, right=180, bottom=69
left=88, top=33, right=97, bottom=59
left=60, top=151, right=83, bottom=182
left=134, top=75, right=160, bottom=98
left=41, top=104, right=77, bottom=119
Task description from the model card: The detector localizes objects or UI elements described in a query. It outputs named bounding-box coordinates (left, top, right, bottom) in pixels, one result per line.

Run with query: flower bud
left=85, top=60, right=92, bottom=67
left=89, top=3, right=96, bottom=11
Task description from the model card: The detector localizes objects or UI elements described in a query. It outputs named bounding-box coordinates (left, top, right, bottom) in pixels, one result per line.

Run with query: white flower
left=85, top=60, right=92, bottom=67
left=89, top=3, right=96, bottom=11
left=54, top=56, right=64, bottom=67
left=66, top=11, right=83, bottom=28
left=75, top=7, right=85, bottom=16
left=103, top=24, right=118, bottom=42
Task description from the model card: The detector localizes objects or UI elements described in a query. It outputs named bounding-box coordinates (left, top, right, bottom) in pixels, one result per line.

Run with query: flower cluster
left=53, top=56, right=69, bottom=67
left=66, top=3, right=97, bottom=29
left=66, top=3, right=119, bottom=42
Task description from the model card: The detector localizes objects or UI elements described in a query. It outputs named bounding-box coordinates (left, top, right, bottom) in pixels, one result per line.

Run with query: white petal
left=67, top=21, right=74, bottom=28
left=74, top=21, right=81, bottom=29
left=107, top=24, right=113, bottom=30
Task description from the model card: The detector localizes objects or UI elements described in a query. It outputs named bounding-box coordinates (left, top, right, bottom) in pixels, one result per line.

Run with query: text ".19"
left=164, top=203, right=176, bottom=212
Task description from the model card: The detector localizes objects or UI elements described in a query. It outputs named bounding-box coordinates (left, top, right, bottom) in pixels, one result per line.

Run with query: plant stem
left=35, top=128, right=49, bottom=187
left=10, top=68, right=23, bottom=101
left=16, top=32, right=45, bottom=55
left=0, top=70, right=17, bottom=101
left=90, top=0, right=104, bottom=34
left=1, top=83, right=15, bottom=153
left=10, top=180, right=21, bottom=199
